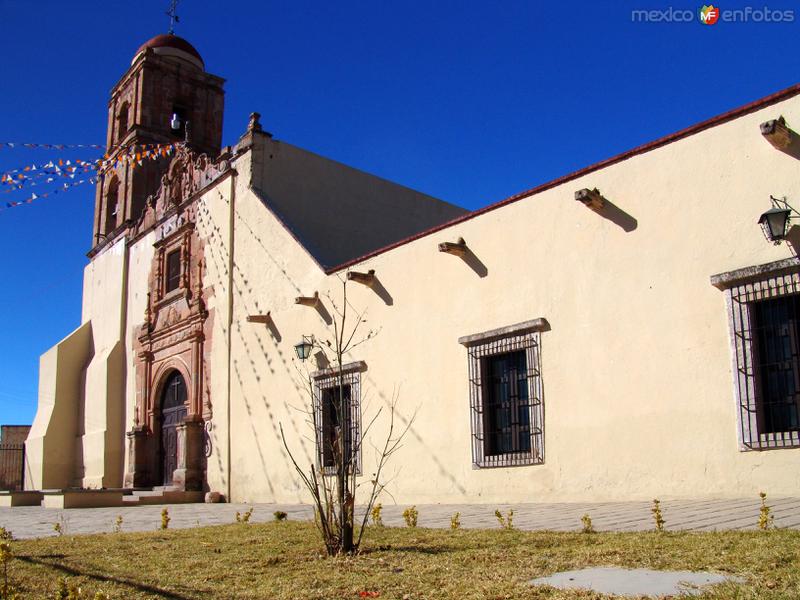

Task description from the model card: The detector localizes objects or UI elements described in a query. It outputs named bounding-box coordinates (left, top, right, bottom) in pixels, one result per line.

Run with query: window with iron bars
left=728, top=270, right=800, bottom=449
left=460, top=321, right=545, bottom=468
left=313, top=367, right=361, bottom=475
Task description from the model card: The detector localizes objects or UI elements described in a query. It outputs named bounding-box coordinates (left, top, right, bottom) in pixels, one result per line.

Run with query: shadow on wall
left=266, top=319, right=282, bottom=342
left=314, top=301, right=333, bottom=325
left=201, top=188, right=471, bottom=502
left=364, top=372, right=469, bottom=497
left=370, top=276, right=394, bottom=306
left=599, top=199, right=637, bottom=233
left=461, top=247, right=488, bottom=278
left=199, top=192, right=316, bottom=499
left=785, top=225, right=800, bottom=257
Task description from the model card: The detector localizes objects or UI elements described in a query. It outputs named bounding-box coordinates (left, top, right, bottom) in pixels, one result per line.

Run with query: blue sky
left=0, top=0, right=798, bottom=425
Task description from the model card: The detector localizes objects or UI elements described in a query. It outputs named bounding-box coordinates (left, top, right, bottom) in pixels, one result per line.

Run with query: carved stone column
left=124, top=426, right=153, bottom=488
left=172, top=416, right=205, bottom=491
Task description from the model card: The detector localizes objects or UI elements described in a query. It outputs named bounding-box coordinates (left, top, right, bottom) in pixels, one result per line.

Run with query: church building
left=19, top=34, right=800, bottom=506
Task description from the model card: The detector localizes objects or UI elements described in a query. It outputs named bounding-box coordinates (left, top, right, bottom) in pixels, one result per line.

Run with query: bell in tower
left=92, top=34, right=225, bottom=248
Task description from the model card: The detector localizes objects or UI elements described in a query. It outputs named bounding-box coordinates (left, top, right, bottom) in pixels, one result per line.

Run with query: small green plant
left=53, top=514, right=67, bottom=537
left=759, top=491, right=775, bottom=530
left=652, top=499, right=665, bottom=532
left=273, top=511, right=288, bottom=522
left=54, top=577, right=80, bottom=600
left=371, top=503, right=384, bottom=527
left=113, top=515, right=123, bottom=534
left=160, top=508, right=170, bottom=530
left=581, top=513, right=595, bottom=534
left=402, top=506, right=418, bottom=528
left=0, top=529, right=12, bottom=542
left=53, top=578, right=69, bottom=600
left=51, top=578, right=109, bottom=600
left=494, top=508, right=514, bottom=530
left=403, top=506, right=416, bottom=528
left=235, top=507, right=254, bottom=524
left=450, top=512, right=461, bottom=530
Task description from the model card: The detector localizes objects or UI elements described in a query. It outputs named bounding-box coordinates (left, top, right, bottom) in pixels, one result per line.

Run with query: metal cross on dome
left=166, top=0, right=180, bottom=35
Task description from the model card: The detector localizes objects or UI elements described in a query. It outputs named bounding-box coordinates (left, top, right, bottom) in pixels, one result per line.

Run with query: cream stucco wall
left=121, top=230, right=156, bottom=479
left=25, top=321, right=92, bottom=490
left=77, top=238, right=128, bottom=488
left=221, top=93, right=800, bottom=504
left=28, top=237, right=133, bottom=490
left=28, top=87, right=800, bottom=504
left=194, top=179, right=235, bottom=498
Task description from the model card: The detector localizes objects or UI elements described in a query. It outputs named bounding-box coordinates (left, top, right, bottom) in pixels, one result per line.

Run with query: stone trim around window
left=458, top=318, right=550, bottom=348
left=460, top=321, right=546, bottom=469
left=711, top=258, right=800, bottom=450
left=153, top=221, right=194, bottom=305
left=309, top=360, right=367, bottom=380
left=710, top=257, right=800, bottom=290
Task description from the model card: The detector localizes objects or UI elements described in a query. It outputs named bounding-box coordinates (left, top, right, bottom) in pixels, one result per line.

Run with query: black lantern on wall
left=294, top=335, right=314, bottom=361
left=758, top=196, right=796, bottom=244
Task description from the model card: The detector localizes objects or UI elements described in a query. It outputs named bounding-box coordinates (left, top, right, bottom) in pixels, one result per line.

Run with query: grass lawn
left=3, top=521, right=799, bottom=599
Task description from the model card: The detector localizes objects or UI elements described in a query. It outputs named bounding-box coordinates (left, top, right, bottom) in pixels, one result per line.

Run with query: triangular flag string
left=0, top=177, right=95, bottom=212
left=0, top=142, right=106, bottom=150
left=1, top=142, right=181, bottom=187
left=0, top=142, right=183, bottom=215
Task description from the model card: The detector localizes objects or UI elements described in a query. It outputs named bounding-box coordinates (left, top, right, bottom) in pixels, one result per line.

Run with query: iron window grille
left=313, top=367, right=362, bottom=475
left=461, top=322, right=545, bottom=468
left=728, top=271, right=800, bottom=450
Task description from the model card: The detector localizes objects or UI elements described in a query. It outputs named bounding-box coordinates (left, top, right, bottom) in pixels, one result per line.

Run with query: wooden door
left=160, top=371, right=187, bottom=486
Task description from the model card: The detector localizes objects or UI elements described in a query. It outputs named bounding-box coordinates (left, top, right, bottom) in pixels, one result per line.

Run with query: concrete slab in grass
left=529, top=567, right=743, bottom=597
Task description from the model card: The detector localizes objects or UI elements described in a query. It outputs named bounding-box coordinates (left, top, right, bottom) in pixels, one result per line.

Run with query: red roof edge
left=327, top=82, right=800, bottom=275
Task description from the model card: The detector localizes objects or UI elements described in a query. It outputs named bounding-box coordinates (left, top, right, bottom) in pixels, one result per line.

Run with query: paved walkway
left=1, top=498, right=799, bottom=539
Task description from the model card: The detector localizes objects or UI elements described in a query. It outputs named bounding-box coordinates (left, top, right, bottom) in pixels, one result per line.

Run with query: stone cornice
left=458, top=318, right=550, bottom=347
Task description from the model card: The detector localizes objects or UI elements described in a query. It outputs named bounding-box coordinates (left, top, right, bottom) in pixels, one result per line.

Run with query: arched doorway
left=160, top=370, right=187, bottom=486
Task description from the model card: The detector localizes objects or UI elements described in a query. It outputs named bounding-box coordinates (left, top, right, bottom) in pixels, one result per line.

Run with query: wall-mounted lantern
left=294, top=335, right=314, bottom=361
left=758, top=196, right=796, bottom=244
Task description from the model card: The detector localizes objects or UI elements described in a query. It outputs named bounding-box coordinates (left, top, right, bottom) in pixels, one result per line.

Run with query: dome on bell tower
left=92, top=32, right=224, bottom=248
left=132, top=34, right=205, bottom=70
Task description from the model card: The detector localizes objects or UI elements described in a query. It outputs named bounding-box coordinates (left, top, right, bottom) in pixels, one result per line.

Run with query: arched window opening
left=170, top=104, right=188, bottom=140
left=104, top=177, right=120, bottom=234
left=116, top=103, right=130, bottom=144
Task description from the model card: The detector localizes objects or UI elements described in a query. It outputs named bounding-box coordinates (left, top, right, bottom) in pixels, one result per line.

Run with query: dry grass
left=4, top=521, right=800, bottom=599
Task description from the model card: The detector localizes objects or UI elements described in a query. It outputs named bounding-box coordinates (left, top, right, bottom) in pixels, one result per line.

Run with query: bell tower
left=92, top=34, right=225, bottom=248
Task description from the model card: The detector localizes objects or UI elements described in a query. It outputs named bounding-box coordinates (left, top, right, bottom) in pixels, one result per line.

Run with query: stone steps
left=0, top=491, right=44, bottom=507
left=0, top=488, right=204, bottom=508
left=122, top=489, right=205, bottom=505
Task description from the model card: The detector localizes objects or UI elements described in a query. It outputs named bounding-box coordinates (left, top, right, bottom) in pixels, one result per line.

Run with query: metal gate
left=0, top=443, right=24, bottom=491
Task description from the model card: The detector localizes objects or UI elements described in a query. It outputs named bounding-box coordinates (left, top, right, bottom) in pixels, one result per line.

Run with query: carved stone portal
left=123, top=148, right=215, bottom=491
